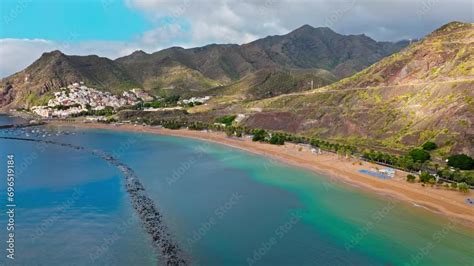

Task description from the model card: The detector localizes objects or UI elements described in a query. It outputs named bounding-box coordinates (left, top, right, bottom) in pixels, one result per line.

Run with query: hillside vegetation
left=243, top=22, right=474, bottom=156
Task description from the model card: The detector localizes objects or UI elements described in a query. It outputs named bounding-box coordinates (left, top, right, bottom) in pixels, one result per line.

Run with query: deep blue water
left=0, top=114, right=26, bottom=126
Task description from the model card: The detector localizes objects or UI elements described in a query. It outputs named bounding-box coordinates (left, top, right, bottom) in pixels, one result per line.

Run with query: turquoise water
left=0, top=121, right=473, bottom=265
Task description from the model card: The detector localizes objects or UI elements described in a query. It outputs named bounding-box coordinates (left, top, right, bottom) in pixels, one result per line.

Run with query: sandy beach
left=51, top=121, right=474, bottom=228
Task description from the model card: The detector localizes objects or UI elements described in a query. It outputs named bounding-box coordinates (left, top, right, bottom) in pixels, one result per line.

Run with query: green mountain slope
left=199, top=68, right=337, bottom=103
left=242, top=25, right=409, bottom=78
left=243, top=22, right=474, bottom=156
left=0, top=51, right=139, bottom=108
left=116, top=25, right=407, bottom=89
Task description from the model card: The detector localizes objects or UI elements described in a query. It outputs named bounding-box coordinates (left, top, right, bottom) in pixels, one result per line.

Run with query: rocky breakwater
left=0, top=136, right=188, bottom=265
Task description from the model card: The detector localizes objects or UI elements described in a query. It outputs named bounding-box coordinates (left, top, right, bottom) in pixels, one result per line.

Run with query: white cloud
left=140, top=23, right=187, bottom=46
left=127, top=0, right=473, bottom=44
left=0, top=39, right=55, bottom=78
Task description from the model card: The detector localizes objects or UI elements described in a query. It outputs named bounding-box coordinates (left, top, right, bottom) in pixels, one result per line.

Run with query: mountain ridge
left=240, top=21, right=473, bottom=155
left=1, top=24, right=408, bottom=109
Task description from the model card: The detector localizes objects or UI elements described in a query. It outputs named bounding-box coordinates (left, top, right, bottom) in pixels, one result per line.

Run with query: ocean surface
left=0, top=115, right=473, bottom=265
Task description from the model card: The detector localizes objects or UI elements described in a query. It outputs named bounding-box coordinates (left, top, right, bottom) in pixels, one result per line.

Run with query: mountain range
left=1, top=21, right=472, bottom=156
left=0, top=25, right=408, bottom=108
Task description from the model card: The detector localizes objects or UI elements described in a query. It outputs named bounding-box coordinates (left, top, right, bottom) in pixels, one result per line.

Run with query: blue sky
left=0, top=0, right=152, bottom=41
left=0, top=0, right=472, bottom=78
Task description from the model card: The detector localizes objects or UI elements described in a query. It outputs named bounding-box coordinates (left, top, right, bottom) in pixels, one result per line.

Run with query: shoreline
left=50, top=121, right=474, bottom=228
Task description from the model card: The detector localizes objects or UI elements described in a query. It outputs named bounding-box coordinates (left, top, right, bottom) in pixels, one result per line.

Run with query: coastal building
left=379, top=168, right=396, bottom=178
left=85, top=116, right=106, bottom=122
left=143, top=106, right=183, bottom=112
left=131, top=88, right=154, bottom=102
left=31, top=106, right=53, bottom=118
left=180, top=96, right=212, bottom=105
left=31, top=105, right=88, bottom=118
left=235, top=114, right=246, bottom=123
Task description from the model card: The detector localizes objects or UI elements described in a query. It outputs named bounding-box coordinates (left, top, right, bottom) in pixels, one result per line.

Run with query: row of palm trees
left=121, top=118, right=473, bottom=186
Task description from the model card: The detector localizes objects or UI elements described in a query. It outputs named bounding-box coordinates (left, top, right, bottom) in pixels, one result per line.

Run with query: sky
left=0, top=0, right=472, bottom=78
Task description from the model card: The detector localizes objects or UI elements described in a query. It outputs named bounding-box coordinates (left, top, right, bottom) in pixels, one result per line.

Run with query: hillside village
left=31, top=83, right=143, bottom=117
left=30, top=82, right=212, bottom=118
